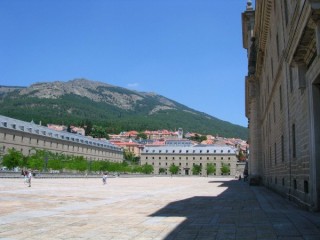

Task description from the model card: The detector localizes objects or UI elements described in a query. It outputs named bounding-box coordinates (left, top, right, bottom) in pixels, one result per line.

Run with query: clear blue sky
left=0, top=0, right=249, bottom=127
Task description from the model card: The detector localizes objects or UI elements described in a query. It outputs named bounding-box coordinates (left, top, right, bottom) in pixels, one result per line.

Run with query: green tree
left=188, top=134, right=207, bottom=143
left=124, top=149, right=135, bottom=161
left=141, top=164, right=153, bottom=174
left=237, top=150, right=246, bottom=161
left=192, top=164, right=202, bottom=175
left=84, top=119, right=93, bottom=136
left=136, top=132, right=147, bottom=140
left=220, top=163, right=230, bottom=175
left=206, top=163, right=216, bottom=176
left=2, top=148, right=24, bottom=169
left=169, top=164, right=179, bottom=175
left=26, top=149, right=51, bottom=171
left=159, top=167, right=166, bottom=174
left=91, top=125, right=109, bottom=139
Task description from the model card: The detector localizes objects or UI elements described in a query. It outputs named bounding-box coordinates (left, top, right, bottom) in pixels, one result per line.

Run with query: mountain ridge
left=0, top=79, right=248, bottom=139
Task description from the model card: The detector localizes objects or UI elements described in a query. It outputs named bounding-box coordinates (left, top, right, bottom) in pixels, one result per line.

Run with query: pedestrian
left=102, top=172, right=107, bottom=185
left=27, top=170, right=32, bottom=187
left=21, top=169, right=27, bottom=184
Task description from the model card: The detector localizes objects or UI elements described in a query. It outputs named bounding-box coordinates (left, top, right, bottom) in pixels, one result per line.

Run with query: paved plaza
left=1, top=177, right=320, bottom=240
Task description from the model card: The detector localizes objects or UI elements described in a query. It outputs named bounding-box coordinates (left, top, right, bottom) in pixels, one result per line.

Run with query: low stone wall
left=0, top=171, right=237, bottom=179
left=0, top=171, right=102, bottom=179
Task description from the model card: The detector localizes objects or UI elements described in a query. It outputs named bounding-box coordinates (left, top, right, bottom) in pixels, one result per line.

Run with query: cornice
left=284, top=1, right=319, bottom=66
left=254, top=0, right=273, bottom=77
left=256, top=0, right=272, bottom=53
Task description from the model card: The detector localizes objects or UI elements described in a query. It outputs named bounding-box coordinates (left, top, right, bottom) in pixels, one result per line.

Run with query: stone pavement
left=0, top=177, right=320, bottom=240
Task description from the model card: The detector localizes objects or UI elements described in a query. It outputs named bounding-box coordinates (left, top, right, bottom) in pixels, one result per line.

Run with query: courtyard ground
left=0, top=176, right=320, bottom=240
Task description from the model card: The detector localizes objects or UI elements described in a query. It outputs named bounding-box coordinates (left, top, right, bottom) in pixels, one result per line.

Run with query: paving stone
left=0, top=177, right=320, bottom=239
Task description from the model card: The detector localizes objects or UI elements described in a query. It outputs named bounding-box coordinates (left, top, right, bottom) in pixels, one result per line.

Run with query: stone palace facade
left=141, top=144, right=240, bottom=176
left=242, top=0, right=320, bottom=210
left=0, top=115, right=123, bottom=162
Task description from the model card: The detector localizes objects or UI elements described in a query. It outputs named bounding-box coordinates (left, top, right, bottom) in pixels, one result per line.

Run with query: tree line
left=1, top=148, right=153, bottom=174
left=1, top=148, right=230, bottom=176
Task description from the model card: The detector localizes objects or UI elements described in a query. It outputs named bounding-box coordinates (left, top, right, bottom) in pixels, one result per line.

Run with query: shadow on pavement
left=150, top=179, right=320, bottom=240
left=150, top=180, right=258, bottom=239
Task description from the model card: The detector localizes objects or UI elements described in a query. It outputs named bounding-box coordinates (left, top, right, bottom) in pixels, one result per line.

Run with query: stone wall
left=242, top=0, right=320, bottom=210
left=0, top=119, right=123, bottom=163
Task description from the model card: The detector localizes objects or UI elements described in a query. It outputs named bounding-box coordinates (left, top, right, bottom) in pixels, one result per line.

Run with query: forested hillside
left=0, top=79, right=248, bottom=139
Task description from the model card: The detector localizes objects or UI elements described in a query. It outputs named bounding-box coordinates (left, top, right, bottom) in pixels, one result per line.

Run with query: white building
left=141, top=145, right=238, bottom=176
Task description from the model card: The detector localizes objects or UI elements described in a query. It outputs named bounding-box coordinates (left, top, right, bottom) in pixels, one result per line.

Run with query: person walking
left=102, top=172, right=108, bottom=185
left=21, top=169, right=28, bottom=184
left=27, top=170, right=32, bottom=187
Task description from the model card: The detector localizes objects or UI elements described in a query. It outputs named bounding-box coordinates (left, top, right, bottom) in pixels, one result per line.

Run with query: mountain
left=0, top=79, right=248, bottom=139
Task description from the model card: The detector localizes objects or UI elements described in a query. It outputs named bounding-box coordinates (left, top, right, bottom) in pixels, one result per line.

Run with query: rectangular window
left=269, top=113, right=271, bottom=132
left=273, top=102, right=276, bottom=123
left=276, top=33, right=279, bottom=58
left=281, top=135, right=284, bottom=162
left=274, top=142, right=277, bottom=165
left=292, top=124, right=296, bottom=158
left=289, top=67, right=293, bottom=93
left=271, top=58, right=274, bottom=79
left=304, top=180, right=309, bottom=194
left=293, top=179, right=297, bottom=190
left=270, top=146, right=272, bottom=166
left=279, top=85, right=283, bottom=111
left=284, top=0, right=288, bottom=25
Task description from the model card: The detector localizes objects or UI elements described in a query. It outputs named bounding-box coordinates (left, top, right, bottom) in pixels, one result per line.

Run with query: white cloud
left=127, top=82, right=139, bottom=88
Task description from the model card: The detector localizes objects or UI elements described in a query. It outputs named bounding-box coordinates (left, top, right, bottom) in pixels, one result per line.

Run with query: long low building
left=141, top=145, right=240, bottom=176
left=0, top=115, right=123, bottom=162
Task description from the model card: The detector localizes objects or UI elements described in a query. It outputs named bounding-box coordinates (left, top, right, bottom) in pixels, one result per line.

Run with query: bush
left=169, top=164, right=179, bottom=175
left=220, top=163, right=230, bottom=175
left=206, top=163, right=216, bottom=175
left=192, top=164, right=202, bottom=175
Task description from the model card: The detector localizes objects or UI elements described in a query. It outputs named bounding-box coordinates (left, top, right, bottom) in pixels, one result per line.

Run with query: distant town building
left=110, top=139, right=143, bottom=157
left=141, top=145, right=239, bottom=176
left=70, top=126, right=85, bottom=136
left=165, top=139, right=193, bottom=147
left=47, top=124, right=67, bottom=132
left=242, top=0, right=320, bottom=210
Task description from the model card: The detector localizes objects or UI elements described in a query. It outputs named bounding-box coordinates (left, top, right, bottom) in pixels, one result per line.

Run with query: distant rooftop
left=0, top=115, right=122, bottom=152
